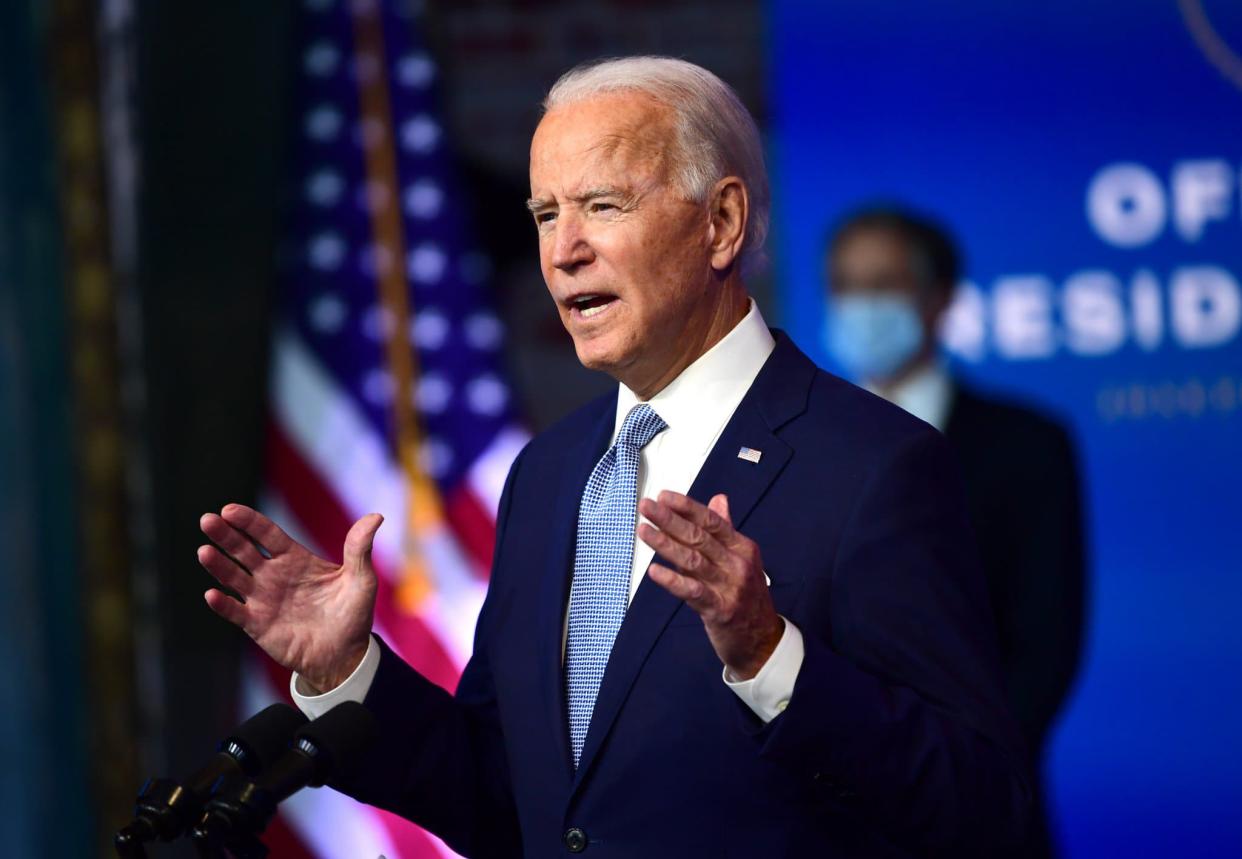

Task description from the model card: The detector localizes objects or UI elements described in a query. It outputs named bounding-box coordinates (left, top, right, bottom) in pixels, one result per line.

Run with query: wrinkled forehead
left=529, top=93, right=676, bottom=190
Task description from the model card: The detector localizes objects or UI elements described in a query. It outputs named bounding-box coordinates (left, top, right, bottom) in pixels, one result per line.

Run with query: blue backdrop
left=767, top=1, right=1242, bottom=855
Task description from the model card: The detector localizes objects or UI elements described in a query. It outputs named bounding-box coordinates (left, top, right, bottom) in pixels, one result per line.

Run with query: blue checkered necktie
left=565, top=403, right=668, bottom=767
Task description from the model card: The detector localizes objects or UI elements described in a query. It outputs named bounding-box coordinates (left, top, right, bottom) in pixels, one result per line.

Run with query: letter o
left=1086, top=163, right=1166, bottom=248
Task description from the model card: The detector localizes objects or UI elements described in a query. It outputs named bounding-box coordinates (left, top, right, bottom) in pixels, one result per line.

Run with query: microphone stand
left=191, top=808, right=269, bottom=859
left=189, top=769, right=270, bottom=859
left=113, top=777, right=184, bottom=857
left=113, top=824, right=150, bottom=859
left=190, top=830, right=227, bottom=859
left=113, top=704, right=306, bottom=857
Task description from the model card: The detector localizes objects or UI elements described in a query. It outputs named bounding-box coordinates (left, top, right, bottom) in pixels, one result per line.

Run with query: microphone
left=113, top=704, right=307, bottom=856
left=191, top=701, right=377, bottom=849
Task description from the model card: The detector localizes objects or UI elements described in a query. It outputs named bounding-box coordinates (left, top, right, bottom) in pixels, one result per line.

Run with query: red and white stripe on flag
left=242, top=0, right=531, bottom=854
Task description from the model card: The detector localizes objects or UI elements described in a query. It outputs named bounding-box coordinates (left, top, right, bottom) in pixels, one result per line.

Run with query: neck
left=628, top=281, right=750, bottom=401
left=870, top=349, right=937, bottom=398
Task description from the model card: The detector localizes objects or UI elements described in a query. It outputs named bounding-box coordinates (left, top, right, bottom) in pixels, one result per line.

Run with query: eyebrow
left=525, top=186, right=632, bottom=213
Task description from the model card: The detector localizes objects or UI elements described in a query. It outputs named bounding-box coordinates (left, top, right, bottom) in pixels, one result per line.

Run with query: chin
left=571, top=334, right=633, bottom=378
left=573, top=342, right=619, bottom=374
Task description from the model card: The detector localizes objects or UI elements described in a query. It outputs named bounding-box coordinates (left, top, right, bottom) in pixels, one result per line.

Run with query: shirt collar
left=866, top=361, right=954, bottom=432
left=614, top=299, right=776, bottom=453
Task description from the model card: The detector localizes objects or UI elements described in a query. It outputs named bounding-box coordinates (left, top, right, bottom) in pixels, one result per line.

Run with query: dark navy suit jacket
left=335, top=333, right=1031, bottom=857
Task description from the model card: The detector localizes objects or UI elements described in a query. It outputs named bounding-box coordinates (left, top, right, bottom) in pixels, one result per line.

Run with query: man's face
left=828, top=226, right=948, bottom=337
left=528, top=92, right=718, bottom=391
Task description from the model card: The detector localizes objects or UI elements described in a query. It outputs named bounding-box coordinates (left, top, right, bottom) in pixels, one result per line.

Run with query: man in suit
left=197, top=59, right=1029, bottom=856
left=823, top=207, right=1087, bottom=857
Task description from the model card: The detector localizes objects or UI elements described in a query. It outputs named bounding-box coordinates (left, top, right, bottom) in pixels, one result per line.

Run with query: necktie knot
left=615, top=403, right=667, bottom=451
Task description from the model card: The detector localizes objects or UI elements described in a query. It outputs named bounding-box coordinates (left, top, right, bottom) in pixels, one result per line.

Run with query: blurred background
left=1, top=0, right=1238, bottom=856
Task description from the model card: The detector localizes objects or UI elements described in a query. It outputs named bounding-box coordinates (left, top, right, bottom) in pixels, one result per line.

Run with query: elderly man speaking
left=197, top=57, right=1029, bottom=856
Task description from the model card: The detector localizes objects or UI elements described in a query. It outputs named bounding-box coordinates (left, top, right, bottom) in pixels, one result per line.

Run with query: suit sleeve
left=997, top=423, right=1086, bottom=751
left=752, top=427, right=1031, bottom=856
left=327, top=447, right=528, bottom=859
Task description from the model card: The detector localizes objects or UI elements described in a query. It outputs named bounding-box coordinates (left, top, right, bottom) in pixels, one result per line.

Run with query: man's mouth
left=568, top=293, right=618, bottom=320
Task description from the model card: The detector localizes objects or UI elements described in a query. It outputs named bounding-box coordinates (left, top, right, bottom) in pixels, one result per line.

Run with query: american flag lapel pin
left=737, top=446, right=762, bottom=464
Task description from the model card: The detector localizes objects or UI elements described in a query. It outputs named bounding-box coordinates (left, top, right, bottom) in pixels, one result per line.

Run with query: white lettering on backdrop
left=941, top=158, right=1242, bottom=361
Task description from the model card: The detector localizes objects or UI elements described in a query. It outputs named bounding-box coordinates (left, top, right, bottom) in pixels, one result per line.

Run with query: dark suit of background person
left=196, top=61, right=1029, bottom=858
left=824, top=208, right=1087, bottom=858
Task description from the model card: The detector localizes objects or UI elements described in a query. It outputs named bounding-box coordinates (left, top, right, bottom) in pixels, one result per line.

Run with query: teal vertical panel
left=0, top=0, right=93, bottom=854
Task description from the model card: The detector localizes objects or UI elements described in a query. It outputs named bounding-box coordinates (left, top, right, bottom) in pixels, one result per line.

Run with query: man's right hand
left=197, top=503, right=382, bottom=693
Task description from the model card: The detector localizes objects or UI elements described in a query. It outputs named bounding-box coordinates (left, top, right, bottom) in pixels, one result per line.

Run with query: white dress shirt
left=294, top=300, right=805, bottom=723
left=867, top=361, right=953, bottom=432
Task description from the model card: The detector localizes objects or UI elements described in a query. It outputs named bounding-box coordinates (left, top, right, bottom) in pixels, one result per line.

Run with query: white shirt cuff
left=289, top=635, right=381, bottom=719
left=723, top=617, right=804, bottom=722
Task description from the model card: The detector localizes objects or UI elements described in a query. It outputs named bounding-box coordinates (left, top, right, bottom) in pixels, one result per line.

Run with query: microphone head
left=223, top=703, right=309, bottom=776
left=118, top=704, right=309, bottom=845
left=292, top=701, right=377, bottom=786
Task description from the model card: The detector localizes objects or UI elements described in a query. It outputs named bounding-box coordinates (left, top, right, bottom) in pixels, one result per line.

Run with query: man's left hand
left=638, top=491, right=784, bottom=680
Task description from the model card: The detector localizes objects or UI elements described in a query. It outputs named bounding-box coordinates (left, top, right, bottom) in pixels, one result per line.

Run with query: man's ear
left=921, top=282, right=955, bottom=329
left=708, top=176, right=749, bottom=272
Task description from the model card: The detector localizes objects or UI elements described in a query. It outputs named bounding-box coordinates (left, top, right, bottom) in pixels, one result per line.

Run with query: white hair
left=543, top=56, right=770, bottom=275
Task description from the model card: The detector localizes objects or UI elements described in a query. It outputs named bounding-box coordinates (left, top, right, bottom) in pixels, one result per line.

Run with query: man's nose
left=549, top=213, right=594, bottom=272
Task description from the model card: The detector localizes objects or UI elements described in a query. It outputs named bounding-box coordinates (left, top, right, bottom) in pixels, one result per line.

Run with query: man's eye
left=589, top=202, right=617, bottom=213
left=535, top=212, right=557, bottom=225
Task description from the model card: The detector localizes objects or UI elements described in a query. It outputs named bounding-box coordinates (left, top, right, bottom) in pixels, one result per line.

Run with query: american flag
left=241, top=1, right=528, bottom=856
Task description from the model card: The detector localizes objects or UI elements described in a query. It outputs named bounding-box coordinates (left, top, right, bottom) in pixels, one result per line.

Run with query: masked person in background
left=824, top=207, right=1088, bottom=859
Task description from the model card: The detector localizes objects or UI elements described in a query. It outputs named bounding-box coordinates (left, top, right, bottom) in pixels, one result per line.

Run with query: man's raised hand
left=638, top=491, right=784, bottom=680
left=198, top=503, right=382, bottom=693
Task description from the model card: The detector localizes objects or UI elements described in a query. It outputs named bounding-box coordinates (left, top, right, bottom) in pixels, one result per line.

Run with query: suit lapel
left=536, top=394, right=616, bottom=781
left=570, top=332, right=814, bottom=792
